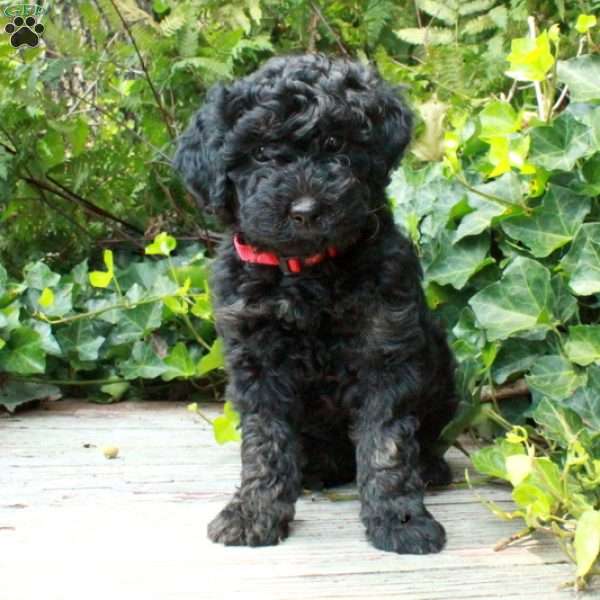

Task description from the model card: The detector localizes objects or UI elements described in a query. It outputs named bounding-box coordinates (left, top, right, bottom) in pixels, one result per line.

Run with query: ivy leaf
left=529, top=111, right=594, bottom=172
left=505, top=454, right=532, bottom=486
left=27, top=319, right=62, bottom=357
left=454, top=172, right=522, bottom=242
left=557, top=55, right=600, bottom=102
left=505, top=31, right=554, bottom=82
left=56, top=320, right=105, bottom=362
left=145, top=232, right=177, bottom=257
left=531, top=397, right=585, bottom=447
left=108, top=301, right=162, bottom=346
left=120, top=341, right=166, bottom=380
left=213, top=400, right=241, bottom=445
left=574, top=510, right=600, bottom=577
left=565, top=325, right=600, bottom=366
left=162, top=342, right=197, bottom=381
left=197, top=337, right=224, bottom=376
left=32, top=284, right=73, bottom=318
left=526, top=356, right=586, bottom=404
left=492, top=338, right=545, bottom=384
left=529, top=457, right=563, bottom=501
left=551, top=274, right=578, bottom=323
left=100, top=380, right=130, bottom=400
left=0, top=301, right=21, bottom=334
left=0, top=380, right=61, bottom=413
left=469, top=257, right=556, bottom=341
left=487, top=134, right=530, bottom=177
left=501, top=186, right=590, bottom=257
left=561, top=224, right=600, bottom=296
left=479, top=101, right=520, bottom=138
left=191, top=292, right=213, bottom=320
left=512, top=482, right=553, bottom=523
left=85, top=293, right=122, bottom=324
left=89, top=250, right=115, bottom=288
left=0, top=326, right=45, bottom=374
left=426, top=233, right=491, bottom=290
left=471, top=439, right=525, bottom=480
left=24, top=261, right=60, bottom=290
left=563, top=365, right=600, bottom=430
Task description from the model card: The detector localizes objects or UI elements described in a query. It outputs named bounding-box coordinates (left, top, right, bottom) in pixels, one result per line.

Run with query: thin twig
left=494, top=527, right=534, bottom=551
left=107, top=0, right=176, bottom=139
left=309, top=1, right=349, bottom=56
left=306, top=11, right=319, bottom=52
left=527, top=17, right=546, bottom=121
left=504, top=80, right=518, bottom=104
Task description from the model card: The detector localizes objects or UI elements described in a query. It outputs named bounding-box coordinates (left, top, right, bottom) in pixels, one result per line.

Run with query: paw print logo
left=4, top=15, right=44, bottom=48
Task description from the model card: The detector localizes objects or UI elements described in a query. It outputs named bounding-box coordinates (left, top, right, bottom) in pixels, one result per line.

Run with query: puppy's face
left=175, top=55, right=412, bottom=256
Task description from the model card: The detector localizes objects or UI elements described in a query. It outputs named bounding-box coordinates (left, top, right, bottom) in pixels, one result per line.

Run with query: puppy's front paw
left=207, top=500, right=291, bottom=547
left=365, top=509, right=446, bottom=554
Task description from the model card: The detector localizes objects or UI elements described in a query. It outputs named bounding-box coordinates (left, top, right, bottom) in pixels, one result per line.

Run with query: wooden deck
left=0, top=400, right=586, bottom=600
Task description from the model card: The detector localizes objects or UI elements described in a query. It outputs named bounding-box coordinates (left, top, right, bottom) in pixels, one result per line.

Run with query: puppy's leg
left=417, top=325, right=457, bottom=488
left=354, top=371, right=446, bottom=554
left=208, top=386, right=301, bottom=547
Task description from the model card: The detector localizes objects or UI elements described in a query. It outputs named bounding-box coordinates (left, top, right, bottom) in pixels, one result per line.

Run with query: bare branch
left=481, top=379, right=529, bottom=403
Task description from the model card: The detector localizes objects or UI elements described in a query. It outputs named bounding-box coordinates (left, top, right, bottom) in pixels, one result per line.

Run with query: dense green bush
left=1, top=0, right=599, bottom=587
left=387, top=16, right=600, bottom=587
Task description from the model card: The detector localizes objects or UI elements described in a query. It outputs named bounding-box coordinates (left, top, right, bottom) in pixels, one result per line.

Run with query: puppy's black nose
left=290, top=196, right=319, bottom=225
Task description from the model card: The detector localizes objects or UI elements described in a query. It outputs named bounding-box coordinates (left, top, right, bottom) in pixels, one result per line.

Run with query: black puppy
left=174, top=54, right=457, bottom=554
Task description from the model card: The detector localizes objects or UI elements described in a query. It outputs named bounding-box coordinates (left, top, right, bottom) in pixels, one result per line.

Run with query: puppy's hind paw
left=420, top=454, right=452, bottom=487
left=365, top=509, right=446, bottom=555
left=207, top=500, right=291, bottom=547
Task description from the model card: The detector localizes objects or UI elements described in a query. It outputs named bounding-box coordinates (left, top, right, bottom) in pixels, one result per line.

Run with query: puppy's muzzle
left=289, top=196, right=319, bottom=226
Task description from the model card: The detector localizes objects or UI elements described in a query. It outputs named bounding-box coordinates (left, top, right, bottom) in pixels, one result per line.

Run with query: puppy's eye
left=323, top=136, right=344, bottom=153
left=252, top=146, right=269, bottom=163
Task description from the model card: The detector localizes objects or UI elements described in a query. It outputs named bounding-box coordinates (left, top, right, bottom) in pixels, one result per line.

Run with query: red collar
left=233, top=233, right=338, bottom=274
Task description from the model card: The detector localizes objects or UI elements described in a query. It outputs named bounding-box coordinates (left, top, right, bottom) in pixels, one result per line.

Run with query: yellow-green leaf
left=197, top=337, right=224, bottom=376
left=38, top=287, right=54, bottom=308
left=480, top=101, right=519, bottom=139
left=574, top=510, right=600, bottom=577
left=164, top=296, right=188, bottom=315
left=89, top=250, right=114, bottom=288
left=505, top=454, right=533, bottom=486
left=213, top=400, right=241, bottom=445
left=505, top=32, right=555, bottom=82
left=89, top=270, right=113, bottom=288
left=145, top=232, right=177, bottom=256
left=575, top=14, right=597, bottom=34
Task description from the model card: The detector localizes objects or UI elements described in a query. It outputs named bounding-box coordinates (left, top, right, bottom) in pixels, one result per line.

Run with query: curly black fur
left=174, top=54, right=457, bottom=554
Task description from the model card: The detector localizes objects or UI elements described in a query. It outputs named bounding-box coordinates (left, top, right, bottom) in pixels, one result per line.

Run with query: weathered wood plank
left=0, top=400, right=588, bottom=599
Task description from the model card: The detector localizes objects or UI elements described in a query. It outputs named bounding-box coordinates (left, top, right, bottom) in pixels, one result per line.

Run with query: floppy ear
left=370, top=84, right=413, bottom=182
left=173, top=85, right=235, bottom=224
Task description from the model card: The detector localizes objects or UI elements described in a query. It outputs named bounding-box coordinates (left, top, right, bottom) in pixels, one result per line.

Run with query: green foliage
left=470, top=407, right=600, bottom=586
left=0, top=234, right=225, bottom=412
left=388, top=15, right=600, bottom=588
